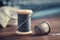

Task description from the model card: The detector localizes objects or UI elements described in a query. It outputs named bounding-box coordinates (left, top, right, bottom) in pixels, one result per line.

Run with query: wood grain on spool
left=16, top=9, right=33, bottom=15
left=16, top=9, right=33, bottom=35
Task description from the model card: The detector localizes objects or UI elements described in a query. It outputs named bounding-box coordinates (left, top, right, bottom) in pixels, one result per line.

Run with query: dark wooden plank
left=0, top=16, right=60, bottom=40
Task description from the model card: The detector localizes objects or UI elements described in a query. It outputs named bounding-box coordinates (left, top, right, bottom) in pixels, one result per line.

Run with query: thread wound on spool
left=18, top=14, right=31, bottom=32
left=16, top=9, right=33, bottom=35
left=16, top=9, right=32, bottom=35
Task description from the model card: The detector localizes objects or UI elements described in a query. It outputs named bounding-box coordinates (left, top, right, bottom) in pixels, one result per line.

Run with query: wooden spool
left=16, top=9, right=33, bottom=35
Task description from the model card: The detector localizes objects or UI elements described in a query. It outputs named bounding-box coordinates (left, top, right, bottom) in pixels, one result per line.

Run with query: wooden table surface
left=0, top=16, right=60, bottom=40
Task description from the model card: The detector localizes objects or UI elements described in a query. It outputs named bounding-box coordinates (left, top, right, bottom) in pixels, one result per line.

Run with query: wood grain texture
left=0, top=16, right=60, bottom=40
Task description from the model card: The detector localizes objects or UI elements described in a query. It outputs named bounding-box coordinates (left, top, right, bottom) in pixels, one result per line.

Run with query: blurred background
left=0, top=0, right=60, bottom=19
